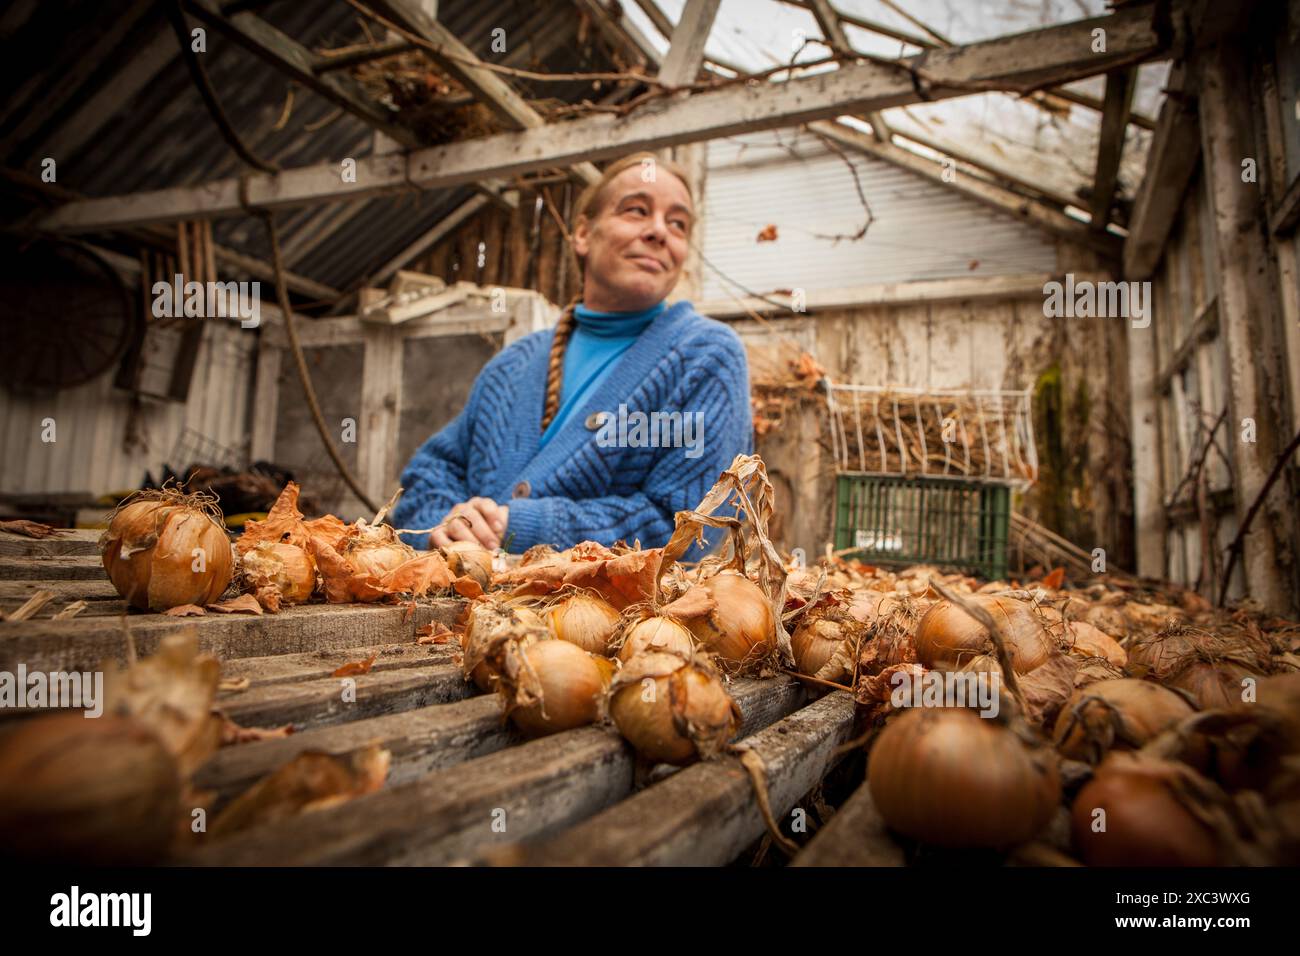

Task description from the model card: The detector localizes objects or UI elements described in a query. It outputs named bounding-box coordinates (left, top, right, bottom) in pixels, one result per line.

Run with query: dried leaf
left=206, top=594, right=263, bottom=615
left=659, top=584, right=717, bottom=621
left=218, top=677, right=251, bottom=693
left=453, top=574, right=485, bottom=598
left=219, top=716, right=294, bottom=745
left=417, top=621, right=453, bottom=645
left=163, top=604, right=207, bottom=617
left=209, top=746, right=390, bottom=839
left=1041, top=566, right=1066, bottom=590
left=493, top=541, right=662, bottom=609
left=0, top=519, right=72, bottom=538
left=332, top=655, right=377, bottom=677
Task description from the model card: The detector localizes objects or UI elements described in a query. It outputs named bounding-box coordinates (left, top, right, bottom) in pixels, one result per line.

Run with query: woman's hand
left=430, top=497, right=508, bottom=551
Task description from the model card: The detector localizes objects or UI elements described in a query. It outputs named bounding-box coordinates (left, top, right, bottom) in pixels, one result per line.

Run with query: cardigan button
left=585, top=412, right=608, bottom=430
left=512, top=480, right=531, bottom=499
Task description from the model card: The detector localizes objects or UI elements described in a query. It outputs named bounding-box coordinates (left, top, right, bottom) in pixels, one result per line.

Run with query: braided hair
left=537, top=152, right=695, bottom=433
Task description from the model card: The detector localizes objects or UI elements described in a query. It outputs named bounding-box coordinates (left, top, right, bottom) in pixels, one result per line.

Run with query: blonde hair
left=540, top=152, right=695, bottom=432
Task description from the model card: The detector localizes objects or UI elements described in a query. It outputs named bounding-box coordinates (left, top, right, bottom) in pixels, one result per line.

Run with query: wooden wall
left=413, top=183, right=582, bottom=307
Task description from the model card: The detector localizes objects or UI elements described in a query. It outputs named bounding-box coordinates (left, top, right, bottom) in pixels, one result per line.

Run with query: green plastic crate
left=833, top=474, right=1012, bottom=581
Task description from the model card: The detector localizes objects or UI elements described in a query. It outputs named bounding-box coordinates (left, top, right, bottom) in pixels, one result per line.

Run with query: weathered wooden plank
left=38, top=6, right=1173, bottom=232
left=0, top=555, right=105, bottom=580
left=189, top=676, right=811, bottom=858
left=0, top=599, right=465, bottom=673
left=216, top=641, right=457, bottom=688
left=1123, top=64, right=1196, bottom=278
left=791, top=781, right=905, bottom=866
left=0, top=530, right=100, bottom=558
left=0, top=580, right=120, bottom=602
left=473, top=691, right=857, bottom=866
left=220, top=660, right=469, bottom=731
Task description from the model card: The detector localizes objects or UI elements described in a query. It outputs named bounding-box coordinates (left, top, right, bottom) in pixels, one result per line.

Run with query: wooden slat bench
left=0, top=540, right=863, bottom=866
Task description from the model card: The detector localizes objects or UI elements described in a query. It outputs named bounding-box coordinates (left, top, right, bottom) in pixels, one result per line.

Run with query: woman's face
left=572, top=163, right=693, bottom=312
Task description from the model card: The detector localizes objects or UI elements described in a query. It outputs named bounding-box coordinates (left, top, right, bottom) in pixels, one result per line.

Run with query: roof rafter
left=184, top=0, right=423, bottom=147
left=37, top=4, right=1179, bottom=234
left=1089, top=67, right=1137, bottom=229
left=807, top=0, right=890, bottom=142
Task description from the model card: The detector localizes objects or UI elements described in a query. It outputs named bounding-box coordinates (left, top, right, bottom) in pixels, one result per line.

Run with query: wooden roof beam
left=367, top=0, right=600, bottom=186
left=1122, top=64, right=1197, bottom=278
left=183, top=0, right=423, bottom=147
left=1089, top=67, right=1137, bottom=230
left=808, top=0, right=890, bottom=142
left=776, top=0, right=1157, bottom=132
left=810, top=119, right=1121, bottom=260
left=38, top=3, right=1179, bottom=233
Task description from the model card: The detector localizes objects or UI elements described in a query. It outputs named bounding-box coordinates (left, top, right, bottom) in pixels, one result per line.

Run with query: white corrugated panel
left=0, top=321, right=256, bottom=500
left=701, top=131, right=1058, bottom=302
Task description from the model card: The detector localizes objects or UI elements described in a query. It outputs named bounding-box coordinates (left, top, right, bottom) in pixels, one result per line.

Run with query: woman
left=390, top=151, right=752, bottom=556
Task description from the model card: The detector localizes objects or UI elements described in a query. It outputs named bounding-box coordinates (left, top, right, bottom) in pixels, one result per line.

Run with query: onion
left=609, top=652, right=741, bottom=765
left=791, top=605, right=863, bottom=682
left=1065, top=621, right=1127, bottom=667
left=498, top=637, right=608, bottom=737
left=1071, top=752, right=1220, bottom=866
left=240, top=540, right=316, bottom=609
left=443, top=540, right=493, bottom=589
left=461, top=600, right=548, bottom=691
left=343, top=531, right=411, bottom=578
left=682, top=572, right=775, bottom=672
left=867, top=707, right=1060, bottom=849
left=0, top=713, right=181, bottom=863
left=617, top=616, right=695, bottom=663
left=915, top=594, right=1054, bottom=674
left=1215, top=673, right=1300, bottom=793
left=1052, top=678, right=1195, bottom=764
left=100, top=489, right=234, bottom=611
left=1168, top=660, right=1259, bottom=710
left=546, top=592, right=622, bottom=655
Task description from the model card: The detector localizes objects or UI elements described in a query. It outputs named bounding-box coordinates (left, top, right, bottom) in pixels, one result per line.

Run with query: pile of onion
left=460, top=600, right=549, bottom=691
left=609, top=652, right=741, bottom=765
left=1052, top=678, right=1195, bottom=764
left=615, top=615, right=696, bottom=663
left=497, top=636, right=615, bottom=737
left=100, top=488, right=234, bottom=611
left=545, top=592, right=622, bottom=655
left=0, top=713, right=181, bottom=863
left=914, top=594, right=1054, bottom=674
left=1071, top=752, right=1221, bottom=866
left=680, top=571, right=776, bottom=673
left=867, top=707, right=1061, bottom=849
left=239, top=540, right=317, bottom=611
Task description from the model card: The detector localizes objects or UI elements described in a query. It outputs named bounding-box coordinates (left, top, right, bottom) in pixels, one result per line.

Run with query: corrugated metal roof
left=702, top=130, right=1058, bottom=301
left=2, top=0, right=626, bottom=292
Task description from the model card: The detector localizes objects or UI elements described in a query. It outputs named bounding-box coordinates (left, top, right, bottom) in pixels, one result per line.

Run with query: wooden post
left=481, top=207, right=504, bottom=288
left=506, top=188, right=533, bottom=289
left=357, top=289, right=404, bottom=508
left=1197, top=42, right=1293, bottom=613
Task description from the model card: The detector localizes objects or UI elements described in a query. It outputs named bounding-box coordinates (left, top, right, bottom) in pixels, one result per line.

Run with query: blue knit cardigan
left=390, top=300, right=753, bottom=554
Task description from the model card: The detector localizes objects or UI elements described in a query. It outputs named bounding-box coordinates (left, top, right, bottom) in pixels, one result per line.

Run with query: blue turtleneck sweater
left=538, top=300, right=666, bottom=448
left=389, top=300, right=753, bottom=556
